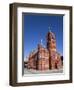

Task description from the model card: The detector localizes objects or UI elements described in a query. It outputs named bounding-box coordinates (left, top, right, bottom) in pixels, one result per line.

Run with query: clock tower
left=47, top=27, right=57, bottom=69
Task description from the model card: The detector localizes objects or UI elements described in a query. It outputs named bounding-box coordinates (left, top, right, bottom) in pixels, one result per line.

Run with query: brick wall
left=27, top=31, right=63, bottom=71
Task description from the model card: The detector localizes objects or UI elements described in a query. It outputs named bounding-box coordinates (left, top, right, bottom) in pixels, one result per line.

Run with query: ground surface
left=24, top=68, right=63, bottom=75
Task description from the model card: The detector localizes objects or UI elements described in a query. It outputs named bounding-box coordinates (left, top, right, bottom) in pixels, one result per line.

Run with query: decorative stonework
left=26, top=31, right=63, bottom=71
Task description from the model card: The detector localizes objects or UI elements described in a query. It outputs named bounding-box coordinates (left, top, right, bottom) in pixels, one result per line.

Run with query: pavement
left=24, top=68, right=63, bottom=74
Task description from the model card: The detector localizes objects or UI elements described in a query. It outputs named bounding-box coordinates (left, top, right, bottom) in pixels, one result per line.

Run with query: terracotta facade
left=27, top=31, right=63, bottom=70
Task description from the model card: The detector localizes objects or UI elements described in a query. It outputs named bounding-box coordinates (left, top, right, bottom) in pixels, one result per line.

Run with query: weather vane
left=41, top=39, right=43, bottom=45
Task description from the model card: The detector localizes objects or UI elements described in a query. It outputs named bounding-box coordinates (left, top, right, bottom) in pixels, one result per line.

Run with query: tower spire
left=48, top=26, right=51, bottom=32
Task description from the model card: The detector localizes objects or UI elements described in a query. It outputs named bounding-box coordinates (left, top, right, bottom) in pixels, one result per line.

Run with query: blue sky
left=23, top=14, right=63, bottom=59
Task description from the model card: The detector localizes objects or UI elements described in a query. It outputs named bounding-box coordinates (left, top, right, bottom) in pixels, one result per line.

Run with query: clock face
left=39, top=55, right=42, bottom=58
left=51, top=35, right=55, bottom=40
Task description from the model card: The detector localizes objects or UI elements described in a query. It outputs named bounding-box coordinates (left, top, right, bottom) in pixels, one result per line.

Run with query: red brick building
left=27, top=31, right=63, bottom=70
